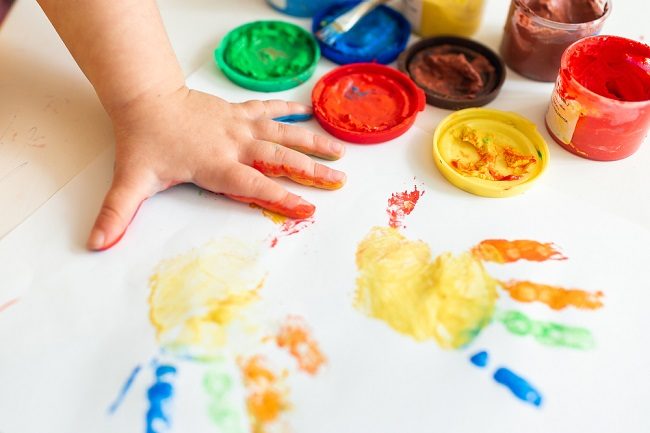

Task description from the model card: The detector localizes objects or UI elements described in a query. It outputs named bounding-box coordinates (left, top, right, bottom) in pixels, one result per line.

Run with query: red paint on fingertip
left=93, top=201, right=145, bottom=252
left=252, top=161, right=344, bottom=190
left=228, top=194, right=316, bottom=219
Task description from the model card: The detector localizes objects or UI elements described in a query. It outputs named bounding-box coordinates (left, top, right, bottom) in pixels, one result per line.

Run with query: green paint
left=223, top=21, right=316, bottom=81
left=203, top=367, right=245, bottom=433
left=497, top=310, right=595, bottom=350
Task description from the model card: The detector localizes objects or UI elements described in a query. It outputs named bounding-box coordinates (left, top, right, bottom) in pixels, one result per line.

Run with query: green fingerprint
left=497, top=310, right=595, bottom=350
left=203, top=367, right=245, bottom=433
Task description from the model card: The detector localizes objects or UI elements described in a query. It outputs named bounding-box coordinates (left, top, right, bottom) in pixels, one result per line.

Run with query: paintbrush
left=315, top=0, right=390, bottom=46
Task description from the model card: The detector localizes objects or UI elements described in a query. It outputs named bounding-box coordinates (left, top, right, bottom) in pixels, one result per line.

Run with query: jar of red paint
left=545, top=36, right=650, bottom=161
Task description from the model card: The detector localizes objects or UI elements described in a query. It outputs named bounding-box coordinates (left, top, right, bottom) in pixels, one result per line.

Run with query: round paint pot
left=397, top=36, right=505, bottom=110
left=546, top=36, right=650, bottom=161
left=312, top=1, right=411, bottom=65
left=433, top=108, right=549, bottom=197
left=266, top=0, right=341, bottom=17
left=214, top=21, right=320, bottom=92
left=312, top=63, right=425, bottom=144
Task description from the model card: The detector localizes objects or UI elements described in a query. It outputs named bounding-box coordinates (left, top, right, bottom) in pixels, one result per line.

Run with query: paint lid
left=398, top=36, right=506, bottom=110
left=433, top=108, right=549, bottom=197
left=312, top=2, right=411, bottom=65
left=214, top=21, right=320, bottom=92
left=312, top=63, right=426, bottom=144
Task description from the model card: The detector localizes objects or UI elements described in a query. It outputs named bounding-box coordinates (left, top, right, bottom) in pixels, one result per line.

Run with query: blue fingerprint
left=273, top=113, right=313, bottom=124
left=108, top=364, right=142, bottom=414
left=493, top=367, right=543, bottom=407
left=146, top=364, right=178, bottom=433
left=469, top=351, right=489, bottom=368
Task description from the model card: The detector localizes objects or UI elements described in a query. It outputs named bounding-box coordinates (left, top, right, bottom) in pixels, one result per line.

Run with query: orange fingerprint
left=252, top=161, right=344, bottom=190
left=239, top=355, right=290, bottom=432
left=276, top=316, right=326, bottom=375
left=501, top=280, right=604, bottom=310
left=472, top=239, right=567, bottom=263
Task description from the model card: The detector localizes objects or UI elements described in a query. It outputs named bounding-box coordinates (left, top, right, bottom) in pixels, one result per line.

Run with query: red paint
left=386, top=186, right=423, bottom=229
left=95, top=201, right=144, bottom=251
left=546, top=36, right=650, bottom=160
left=228, top=194, right=315, bottom=220
left=0, top=298, right=18, bottom=313
left=312, top=63, right=425, bottom=144
left=269, top=217, right=315, bottom=248
left=252, top=161, right=344, bottom=190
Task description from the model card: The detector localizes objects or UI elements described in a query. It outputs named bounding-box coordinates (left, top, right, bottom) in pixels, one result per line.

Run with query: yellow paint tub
left=402, top=0, right=485, bottom=37
left=433, top=108, right=549, bottom=197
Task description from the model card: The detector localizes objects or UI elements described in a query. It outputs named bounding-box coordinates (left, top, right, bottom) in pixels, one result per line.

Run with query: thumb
left=87, top=171, right=153, bottom=251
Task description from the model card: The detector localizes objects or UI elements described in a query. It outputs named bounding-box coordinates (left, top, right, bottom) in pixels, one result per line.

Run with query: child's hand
left=87, top=86, right=346, bottom=250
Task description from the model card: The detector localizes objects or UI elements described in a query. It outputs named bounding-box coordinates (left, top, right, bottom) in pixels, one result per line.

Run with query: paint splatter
left=269, top=217, right=316, bottom=248
left=276, top=315, right=326, bottom=375
left=493, top=367, right=543, bottom=407
left=0, top=298, right=18, bottom=313
left=108, top=364, right=142, bottom=414
left=148, top=240, right=264, bottom=354
left=500, top=280, right=604, bottom=310
left=355, top=226, right=497, bottom=348
left=386, top=186, right=423, bottom=229
left=239, top=355, right=290, bottom=433
left=469, top=351, right=489, bottom=368
left=203, top=367, right=247, bottom=433
left=472, top=239, right=567, bottom=263
left=146, top=364, right=177, bottom=433
left=497, top=310, right=595, bottom=350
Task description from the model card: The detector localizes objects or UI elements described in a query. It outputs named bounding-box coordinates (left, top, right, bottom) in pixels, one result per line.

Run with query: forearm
left=37, top=0, right=185, bottom=119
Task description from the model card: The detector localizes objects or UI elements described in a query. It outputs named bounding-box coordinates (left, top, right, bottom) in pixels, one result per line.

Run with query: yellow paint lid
left=433, top=108, right=549, bottom=198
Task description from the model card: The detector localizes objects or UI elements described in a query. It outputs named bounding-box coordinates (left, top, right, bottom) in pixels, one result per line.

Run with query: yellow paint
left=148, top=240, right=265, bottom=353
left=407, top=0, right=485, bottom=37
left=250, top=203, right=289, bottom=225
left=354, top=226, right=497, bottom=349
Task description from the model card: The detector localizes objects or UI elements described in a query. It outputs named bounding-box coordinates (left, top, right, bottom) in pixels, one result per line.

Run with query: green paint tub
left=214, top=20, right=320, bottom=92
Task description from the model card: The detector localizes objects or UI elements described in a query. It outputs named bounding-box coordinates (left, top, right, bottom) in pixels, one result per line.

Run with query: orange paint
left=239, top=355, right=290, bottom=432
left=501, top=280, right=604, bottom=310
left=228, top=194, right=315, bottom=220
left=252, top=160, right=344, bottom=190
left=276, top=316, right=326, bottom=375
left=386, top=186, right=423, bottom=229
left=472, top=239, right=567, bottom=263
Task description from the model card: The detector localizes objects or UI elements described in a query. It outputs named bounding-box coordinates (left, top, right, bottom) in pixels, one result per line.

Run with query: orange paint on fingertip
left=501, top=280, right=604, bottom=310
left=472, top=239, right=567, bottom=263
left=252, top=161, right=345, bottom=190
left=276, top=315, right=326, bottom=375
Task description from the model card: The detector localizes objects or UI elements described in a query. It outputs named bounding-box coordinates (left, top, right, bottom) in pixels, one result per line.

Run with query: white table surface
left=0, top=0, right=649, bottom=239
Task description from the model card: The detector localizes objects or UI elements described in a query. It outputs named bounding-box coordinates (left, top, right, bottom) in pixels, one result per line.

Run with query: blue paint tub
left=313, top=1, right=411, bottom=65
left=267, top=0, right=341, bottom=18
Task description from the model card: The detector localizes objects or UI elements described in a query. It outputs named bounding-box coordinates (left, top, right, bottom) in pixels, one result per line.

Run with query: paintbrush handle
left=337, top=0, right=390, bottom=32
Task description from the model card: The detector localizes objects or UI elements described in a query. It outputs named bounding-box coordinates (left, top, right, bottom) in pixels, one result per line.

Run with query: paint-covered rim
left=214, top=20, right=320, bottom=92
left=312, top=63, right=426, bottom=144
left=433, top=108, right=549, bottom=198
left=511, top=0, right=611, bottom=31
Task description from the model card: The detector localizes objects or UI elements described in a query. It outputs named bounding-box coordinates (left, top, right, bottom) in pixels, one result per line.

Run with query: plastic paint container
left=313, top=2, right=411, bottom=65
left=266, top=0, right=340, bottom=17
left=312, top=63, right=426, bottom=144
left=433, top=108, right=549, bottom=197
left=401, top=0, right=485, bottom=38
left=214, top=21, right=319, bottom=92
left=500, top=0, right=611, bottom=82
left=397, top=36, right=505, bottom=110
left=546, top=36, right=650, bottom=161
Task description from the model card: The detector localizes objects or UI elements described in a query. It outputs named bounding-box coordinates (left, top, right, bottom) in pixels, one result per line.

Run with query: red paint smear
left=472, top=239, right=567, bottom=263
left=252, top=161, right=343, bottom=190
left=314, top=73, right=411, bottom=133
left=386, top=186, right=423, bottom=229
left=269, top=217, right=315, bottom=248
left=0, top=298, right=18, bottom=313
left=228, top=194, right=315, bottom=220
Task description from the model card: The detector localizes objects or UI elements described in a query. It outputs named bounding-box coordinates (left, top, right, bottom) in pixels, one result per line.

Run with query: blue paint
left=107, top=364, right=142, bottom=414
left=273, top=113, right=313, bottom=124
left=146, top=364, right=178, bottom=433
left=313, top=2, right=410, bottom=65
left=493, top=367, right=543, bottom=407
left=267, top=0, right=340, bottom=18
left=469, top=351, right=489, bottom=368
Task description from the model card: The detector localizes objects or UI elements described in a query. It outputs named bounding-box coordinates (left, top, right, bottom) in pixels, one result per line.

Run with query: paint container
left=401, top=0, right=485, bottom=38
left=312, top=1, right=411, bottom=65
left=266, top=0, right=340, bottom=17
left=500, top=0, right=611, bottom=82
left=312, top=63, right=425, bottom=144
left=214, top=21, right=319, bottom=92
left=545, top=36, right=650, bottom=161
left=397, top=36, right=505, bottom=110
left=433, top=108, right=549, bottom=197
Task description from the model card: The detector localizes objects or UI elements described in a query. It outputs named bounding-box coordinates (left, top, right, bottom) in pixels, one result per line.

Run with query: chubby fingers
left=195, top=163, right=316, bottom=219
left=239, top=99, right=312, bottom=121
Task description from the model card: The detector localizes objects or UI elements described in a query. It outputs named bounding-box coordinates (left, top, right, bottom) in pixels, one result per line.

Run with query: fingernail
left=329, top=170, right=347, bottom=183
left=293, top=197, right=316, bottom=219
left=330, top=141, right=345, bottom=157
left=87, top=229, right=105, bottom=250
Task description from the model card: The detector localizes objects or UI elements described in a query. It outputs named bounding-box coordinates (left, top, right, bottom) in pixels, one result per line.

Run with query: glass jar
left=402, top=0, right=485, bottom=38
left=500, top=0, right=611, bottom=82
